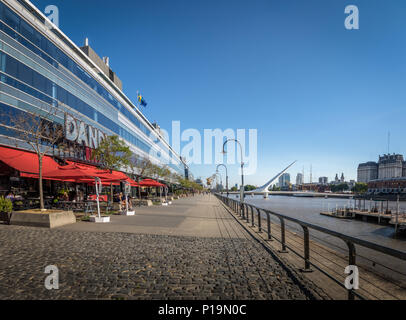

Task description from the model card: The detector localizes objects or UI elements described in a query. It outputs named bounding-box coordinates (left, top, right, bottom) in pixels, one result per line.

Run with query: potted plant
left=0, top=196, right=13, bottom=225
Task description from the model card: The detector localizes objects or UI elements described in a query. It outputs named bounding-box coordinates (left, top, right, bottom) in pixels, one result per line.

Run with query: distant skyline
left=32, top=0, right=406, bottom=187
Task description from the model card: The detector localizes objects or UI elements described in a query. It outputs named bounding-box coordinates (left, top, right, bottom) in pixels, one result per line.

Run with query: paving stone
left=0, top=196, right=320, bottom=300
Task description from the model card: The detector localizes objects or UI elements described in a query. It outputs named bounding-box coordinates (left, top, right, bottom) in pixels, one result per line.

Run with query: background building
left=332, top=173, right=345, bottom=185
left=357, top=154, right=406, bottom=194
left=358, top=154, right=406, bottom=182
left=378, top=154, right=404, bottom=179
left=318, top=177, right=328, bottom=185
left=357, top=162, right=378, bottom=183
left=296, top=173, right=303, bottom=186
left=279, top=173, right=290, bottom=190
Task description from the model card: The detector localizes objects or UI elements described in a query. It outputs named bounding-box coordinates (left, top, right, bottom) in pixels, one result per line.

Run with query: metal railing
left=215, top=194, right=406, bottom=300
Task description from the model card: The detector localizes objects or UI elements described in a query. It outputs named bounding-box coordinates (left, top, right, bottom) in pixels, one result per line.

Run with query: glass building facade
left=0, top=0, right=186, bottom=177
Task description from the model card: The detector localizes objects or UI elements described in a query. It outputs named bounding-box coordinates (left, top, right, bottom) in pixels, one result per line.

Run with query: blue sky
left=32, top=0, right=406, bottom=186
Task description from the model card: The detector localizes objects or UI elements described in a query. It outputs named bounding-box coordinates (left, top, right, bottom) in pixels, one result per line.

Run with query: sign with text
left=64, top=113, right=106, bottom=149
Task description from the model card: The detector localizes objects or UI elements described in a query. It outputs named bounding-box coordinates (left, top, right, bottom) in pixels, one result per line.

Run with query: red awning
left=44, top=163, right=120, bottom=183
left=139, top=179, right=166, bottom=187
left=0, top=149, right=139, bottom=186
left=0, top=146, right=62, bottom=179
left=52, top=161, right=139, bottom=186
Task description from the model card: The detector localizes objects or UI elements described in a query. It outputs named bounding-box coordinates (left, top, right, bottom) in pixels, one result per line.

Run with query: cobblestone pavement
left=0, top=196, right=321, bottom=300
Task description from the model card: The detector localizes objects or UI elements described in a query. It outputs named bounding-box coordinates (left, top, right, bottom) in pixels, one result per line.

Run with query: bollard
left=256, top=208, right=262, bottom=232
left=278, top=217, right=288, bottom=253
left=300, top=226, right=312, bottom=272
left=265, top=211, right=273, bottom=241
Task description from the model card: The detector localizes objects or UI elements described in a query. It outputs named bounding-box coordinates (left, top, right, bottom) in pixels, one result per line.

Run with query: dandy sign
left=64, top=113, right=105, bottom=149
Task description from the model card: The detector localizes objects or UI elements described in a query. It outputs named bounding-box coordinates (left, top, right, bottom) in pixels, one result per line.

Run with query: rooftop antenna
left=387, top=131, right=390, bottom=155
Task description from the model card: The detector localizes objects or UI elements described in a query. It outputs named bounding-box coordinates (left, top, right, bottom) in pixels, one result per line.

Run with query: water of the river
left=231, top=194, right=406, bottom=251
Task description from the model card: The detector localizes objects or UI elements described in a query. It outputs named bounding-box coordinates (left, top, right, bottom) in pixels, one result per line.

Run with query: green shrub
left=0, top=196, right=13, bottom=213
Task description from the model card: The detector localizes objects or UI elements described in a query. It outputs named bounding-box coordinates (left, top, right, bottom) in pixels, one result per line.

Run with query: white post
left=396, top=195, right=400, bottom=233
left=125, top=181, right=130, bottom=213
left=95, top=177, right=101, bottom=219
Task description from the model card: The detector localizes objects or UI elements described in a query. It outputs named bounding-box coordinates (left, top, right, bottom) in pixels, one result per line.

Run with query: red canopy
left=46, top=162, right=139, bottom=186
left=0, top=146, right=69, bottom=180
left=44, top=163, right=111, bottom=182
left=0, top=148, right=139, bottom=186
left=139, top=179, right=166, bottom=187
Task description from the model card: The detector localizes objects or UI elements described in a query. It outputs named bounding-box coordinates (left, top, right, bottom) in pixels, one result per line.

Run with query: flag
left=137, top=94, right=147, bottom=107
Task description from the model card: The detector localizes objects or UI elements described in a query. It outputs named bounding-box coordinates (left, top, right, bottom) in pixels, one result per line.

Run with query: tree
left=352, top=182, right=368, bottom=194
left=230, top=186, right=238, bottom=192
left=330, top=183, right=349, bottom=193
left=131, top=155, right=154, bottom=178
left=131, top=155, right=158, bottom=204
left=1, top=105, right=64, bottom=210
left=244, top=185, right=257, bottom=191
left=92, top=135, right=133, bottom=171
left=92, top=135, right=133, bottom=203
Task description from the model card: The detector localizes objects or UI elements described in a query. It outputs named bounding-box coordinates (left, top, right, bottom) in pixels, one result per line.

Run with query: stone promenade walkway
left=0, top=195, right=320, bottom=300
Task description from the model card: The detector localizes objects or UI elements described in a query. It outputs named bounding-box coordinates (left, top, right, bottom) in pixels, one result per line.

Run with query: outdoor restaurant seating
left=0, top=147, right=174, bottom=215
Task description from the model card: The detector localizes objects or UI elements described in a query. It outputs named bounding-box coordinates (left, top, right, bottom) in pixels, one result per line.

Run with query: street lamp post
left=216, top=164, right=229, bottom=197
left=222, top=139, right=245, bottom=203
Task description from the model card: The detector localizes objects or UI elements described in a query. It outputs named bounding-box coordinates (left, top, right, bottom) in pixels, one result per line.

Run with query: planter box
left=120, top=210, right=135, bottom=216
left=89, top=215, right=110, bottom=223
left=0, top=212, right=12, bottom=225
left=10, top=210, right=76, bottom=228
left=133, top=200, right=153, bottom=207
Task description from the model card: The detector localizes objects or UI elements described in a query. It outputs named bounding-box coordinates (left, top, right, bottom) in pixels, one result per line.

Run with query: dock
left=320, top=211, right=354, bottom=219
left=389, top=215, right=406, bottom=232
left=320, top=209, right=396, bottom=225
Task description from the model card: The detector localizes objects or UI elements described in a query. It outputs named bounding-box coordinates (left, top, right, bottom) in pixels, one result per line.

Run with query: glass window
left=18, top=61, right=33, bottom=85
left=57, top=86, right=67, bottom=104
left=20, top=20, right=35, bottom=44
left=4, top=54, right=18, bottom=77
left=0, top=52, right=5, bottom=72
left=32, top=72, right=45, bottom=93
left=3, top=6, right=19, bottom=31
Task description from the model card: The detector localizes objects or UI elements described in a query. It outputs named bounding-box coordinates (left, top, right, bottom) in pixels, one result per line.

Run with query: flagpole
left=136, top=90, right=139, bottom=109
